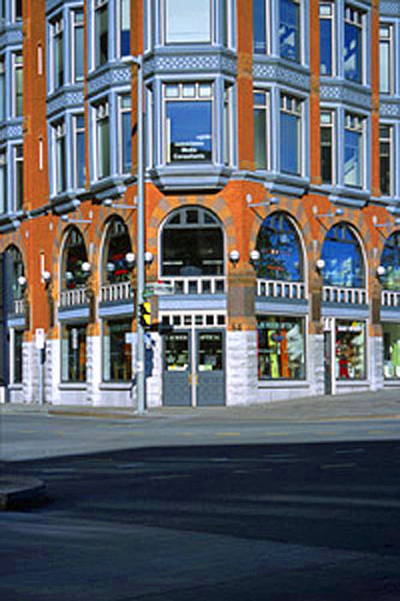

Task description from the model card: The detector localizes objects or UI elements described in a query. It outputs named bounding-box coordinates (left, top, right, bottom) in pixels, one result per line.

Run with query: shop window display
left=257, top=316, right=305, bottom=380
left=62, top=227, right=89, bottom=290
left=380, top=232, right=400, bottom=290
left=335, top=320, right=365, bottom=380
left=103, top=319, right=132, bottom=382
left=255, top=213, right=303, bottom=281
left=61, top=324, right=87, bottom=382
left=103, top=218, right=132, bottom=284
left=383, top=323, right=400, bottom=380
left=321, top=224, right=365, bottom=288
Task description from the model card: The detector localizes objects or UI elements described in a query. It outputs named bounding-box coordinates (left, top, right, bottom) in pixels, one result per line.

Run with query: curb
left=0, top=476, right=47, bottom=510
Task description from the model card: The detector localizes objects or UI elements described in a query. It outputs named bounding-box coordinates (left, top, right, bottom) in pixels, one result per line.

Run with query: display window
left=383, top=323, right=400, bottom=380
left=257, top=316, right=305, bottom=380
left=380, top=232, right=400, bottom=291
left=321, top=223, right=365, bottom=288
left=103, top=319, right=132, bottom=382
left=335, top=320, right=365, bottom=380
left=61, top=324, right=87, bottom=382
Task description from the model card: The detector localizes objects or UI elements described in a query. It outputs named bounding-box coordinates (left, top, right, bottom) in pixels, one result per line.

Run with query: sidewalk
left=1, top=387, right=400, bottom=422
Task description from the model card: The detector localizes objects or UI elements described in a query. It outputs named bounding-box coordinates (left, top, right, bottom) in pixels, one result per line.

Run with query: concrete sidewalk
left=1, top=387, right=400, bottom=422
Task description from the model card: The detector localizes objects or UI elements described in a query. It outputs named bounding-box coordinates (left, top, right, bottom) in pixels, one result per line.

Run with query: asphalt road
left=1, top=433, right=400, bottom=600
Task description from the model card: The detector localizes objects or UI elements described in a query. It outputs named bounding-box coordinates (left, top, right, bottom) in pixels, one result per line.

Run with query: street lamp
left=123, top=54, right=146, bottom=414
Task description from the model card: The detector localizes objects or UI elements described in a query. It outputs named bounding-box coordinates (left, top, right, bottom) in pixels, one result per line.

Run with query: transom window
left=344, top=5, right=364, bottom=84
left=103, top=218, right=132, bottom=283
left=164, top=0, right=212, bottom=44
left=164, top=83, right=213, bottom=164
left=161, top=207, right=224, bottom=277
left=256, top=212, right=303, bottom=282
left=381, top=232, right=400, bottom=290
left=321, top=223, right=365, bottom=288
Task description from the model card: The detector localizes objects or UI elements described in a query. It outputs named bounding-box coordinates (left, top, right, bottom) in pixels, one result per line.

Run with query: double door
left=163, top=329, right=225, bottom=406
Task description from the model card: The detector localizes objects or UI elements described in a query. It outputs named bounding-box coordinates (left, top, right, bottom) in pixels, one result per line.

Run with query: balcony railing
left=382, top=290, right=400, bottom=308
left=160, top=277, right=226, bottom=295
left=59, top=287, right=89, bottom=308
left=257, top=279, right=306, bottom=300
left=323, top=286, right=366, bottom=305
left=101, top=282, right=133, bottom=303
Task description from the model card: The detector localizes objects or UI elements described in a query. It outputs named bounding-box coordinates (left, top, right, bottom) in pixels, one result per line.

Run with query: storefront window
left=321, top=224, right=365, bottom=288
left=383, top=323, right=400, bottom=380
left=13, top=329, right=23, bottom=384
left=103, top=218, right=132, bottom=283
left=257, top=316, right=305, bottom=380
left=380, top=232, right=400, bottom=290
left=164, top=332, right=189, bottom=371
left=335, top=320, right=365, bottom=380
left=256, top=212, right=303, bottom=281
left=103, top=319, right=132, bottom=381
left=61, top=324, right=87, bottom=382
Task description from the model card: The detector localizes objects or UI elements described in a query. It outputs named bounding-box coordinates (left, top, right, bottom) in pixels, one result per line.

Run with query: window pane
left=62, top=325, right=87, bottom=382
left=103, top=319, right=132, bottom=382
left=54, top=28, right=64, bottom=88
left=122, top=107, right=132, bottom=172
left=383, top=323, right=400, bottom=379
left=379, top=40, right=390, bottom=94
left=56, top=132, right=66, bottom=193
left=166, top=100, right=212, bottom=163
left=279, top=0, right=300, bottom=62
left=320, top=18, right=332, bottom=75
left=321, top=224, right=364, bottom=287
left=380, top=140, right=391, bottom=195
left=344, top=22, right=361, bottom=82
left=96, top=4, right=108, bottom=66
left=257, top=316, right=305, bottom=380
left=321, top=124, right=333, bottom=183
left=281, top=111, right=299, bottom=174
left=0, top=61, right=4, bottom=120
left=253, top=0, right=266, bottom=54
left=75, top=116, right=86, bottom=188
left=97, top=115, right=110, bottom=178
left=165, top=0, right=211, bottom=43
left=381, top=233, right=400, bottom=290
left=13, top=330, right=23, bottom=383
left=74, top=14, right=84, bottom=81
left=0, top=154, right=6, bottom=213
left=120, top=0, right=130, bottom=56
left=256, top=213, right=303, bottom=281
left=344, top=129, right=361, bottom=186
left=162, top=227, right=223, bottom=276
left=15, top=146, right=23, bottom=210
left=254, top=106, right=267, bottom=169
left=335, top=320, right=365, bottom=380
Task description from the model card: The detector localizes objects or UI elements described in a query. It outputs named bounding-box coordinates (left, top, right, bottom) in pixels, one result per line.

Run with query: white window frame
left=344, top=112, right=365, bottom=188
left=73, top=113, right=85, bottom=188
left=117, top=0, right=130, bottom=58
left=0, top=58, right=5, bottom=122
left=319, top=1, right=335, bottom=76
left=320, top=109, right=336, bottom=185
left=279, top=0, right=301, bottom=64
left=51, top=16, right=64, bottom=91
left=95, top=100, right=110, bottom=180
left=11, top=0, right=22, bottom=23
left=13, top=144, right=23, bottom=211
left=280, top=92, right=302, bottom=176
left=118, top=94, right=132, bottom=173
left=253, top=89, right=270, bottom=171
left=94, top=0, right=109, bottom=69
left=162, top=0, right=214, bottom=45
left=344, top=5, right=365, bottom=85
left=12, top=52, right=23, bottom=118
left=0, top=149, right=6, bottom=214
left=71, top=9, right=84, bottom=83
left=379, top=123, right=393, bottom=197
left=379, top=23, right=394, bottom=95
left=53, top=121, right=66, bottom=195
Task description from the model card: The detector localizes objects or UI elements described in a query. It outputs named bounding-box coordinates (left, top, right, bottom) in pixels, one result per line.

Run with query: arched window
left=5, top=245, right=25, bottom=300
left=321, top=223, right=365, bottom=288
left=61, top=227, right=88, bottom=290
left=161, top=207, right=224, bottom=276
left=255, top=212, right=303, bottom=281
left=102, top=218, right=132, bottom=284
left=381, top=231, right=400, bottom=290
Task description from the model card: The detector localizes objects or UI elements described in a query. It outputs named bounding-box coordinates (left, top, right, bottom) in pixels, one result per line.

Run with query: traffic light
left=140, top=302, right=151, bottom=330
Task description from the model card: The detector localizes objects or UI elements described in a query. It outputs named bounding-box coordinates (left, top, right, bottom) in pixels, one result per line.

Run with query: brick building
left=0, top=0, right=399, bottom=407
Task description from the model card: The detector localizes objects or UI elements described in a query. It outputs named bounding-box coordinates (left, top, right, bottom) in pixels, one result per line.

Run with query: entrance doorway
left=163, top=329, right=225, bottom=407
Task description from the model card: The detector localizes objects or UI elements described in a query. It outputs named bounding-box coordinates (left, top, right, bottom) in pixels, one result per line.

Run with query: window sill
left=264, top=172, right=310, bottom=197
left=152, top=164, right=231, bottom=192
left=99, top=383, right=132, bottom=391
left=59, top=383, right=87, bottom=390
left=90, top=175, right=133, bottom=201
left=258, top=380, right=309, bottom=388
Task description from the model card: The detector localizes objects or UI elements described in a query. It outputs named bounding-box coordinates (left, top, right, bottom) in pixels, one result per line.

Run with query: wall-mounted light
left=81, top=262, right=91, bottom=278
left=247, top=195, right=280, bottom=208
left=61, top=212, right=93, bottom=225
left=17, top=275, right=27, bottom=288
left=103, top=198, right=136, bottom=210
left=144, top=251, right=153, bottom=266
left=249, top=249, right=260, bottom=267
left=376, top=265, right=387, bottom=282
left=229, top=250, right=240, bottom=265
left=106, top=262, right=116, bottom=273
left=41, top=270, right=52, bottom=286
left=373, top=215, right=400, bottom=229
left=125, top=252, right=136, bottom=270
left=316, top=258, right=326, bottom=272
left=313, top=206, right=344, bottom=219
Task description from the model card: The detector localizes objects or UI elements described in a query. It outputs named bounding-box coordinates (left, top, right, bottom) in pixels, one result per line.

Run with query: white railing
left=13, top=299, right=25, bottom=315
left=323, top=286, right=366, bottom=305
left=101, top=282, right=133, bottom=303
left=60, top=287, right=89, bottom=308
left=382, top=290, right=400, bottom=308
left=160, top=277, right=226, bottom=295
left=257, top=279, right=306, bottom=300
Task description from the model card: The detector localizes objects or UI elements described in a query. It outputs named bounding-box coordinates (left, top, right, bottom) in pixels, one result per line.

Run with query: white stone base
left=226, top=330, right=258, bottom=405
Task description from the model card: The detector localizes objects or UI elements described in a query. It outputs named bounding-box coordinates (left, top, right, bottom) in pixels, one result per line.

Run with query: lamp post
left=124, top=54, right=146, bottom=414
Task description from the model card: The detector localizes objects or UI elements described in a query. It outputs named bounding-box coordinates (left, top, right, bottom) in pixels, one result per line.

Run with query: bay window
left=319, top=2, right=334, bottom=76
left=95, top=0, right=108, bottom=67
left=344, top=6, right=364, bottom=84
left=95, top=101, right=110, bottom=179
left=257, top=316, right=306, bottom=380
left=320, top=110, right=334, bottom=185
left=164, top=0, right=211, bottom=44
left=254, top=91, right=269, bottom=170
left=279, top=0, right=300, bottom=62
left=379, top=24, right=393, bottom=95
left=280, top=93, right=302, bottom=175
left=344, top=113, right=364, bottom=188
left=72, top=10, right=84, bottom=82
left=165, top=83, right=212, bottom=164
left=379, top=125, right=393, bottom=197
